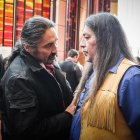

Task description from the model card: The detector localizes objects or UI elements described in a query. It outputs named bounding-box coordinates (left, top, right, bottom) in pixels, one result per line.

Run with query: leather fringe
left=87, top=90, right=116, bottom=133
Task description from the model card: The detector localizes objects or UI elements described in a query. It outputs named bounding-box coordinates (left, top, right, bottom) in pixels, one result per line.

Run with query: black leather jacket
left=0, top=51, right=73, bottom=140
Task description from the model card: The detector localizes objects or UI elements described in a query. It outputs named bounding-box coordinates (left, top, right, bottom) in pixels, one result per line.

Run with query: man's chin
left=85, top=56, right=93, bottom=63
left=46, top=60, right=54, bottom=64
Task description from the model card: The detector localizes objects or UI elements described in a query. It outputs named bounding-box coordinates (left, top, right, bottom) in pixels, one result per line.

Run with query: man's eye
left=45, top=43, right=53, bottom=48
left=84, top=36, right=90, bottom=39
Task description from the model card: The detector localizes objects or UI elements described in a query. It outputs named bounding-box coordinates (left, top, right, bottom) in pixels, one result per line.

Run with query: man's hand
left=65, top=98, right=76, bottom=116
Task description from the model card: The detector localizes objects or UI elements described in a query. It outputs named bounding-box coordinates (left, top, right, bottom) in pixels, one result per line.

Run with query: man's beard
left=46, top=54, right=56, bottom=64
left=31, top=49, right=56, bottom=64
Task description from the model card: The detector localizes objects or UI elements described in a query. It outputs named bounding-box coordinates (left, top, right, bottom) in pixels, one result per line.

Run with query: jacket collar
left=109, top=54, right=124, bottom=74
left=20, top=50, right=44, bottom=72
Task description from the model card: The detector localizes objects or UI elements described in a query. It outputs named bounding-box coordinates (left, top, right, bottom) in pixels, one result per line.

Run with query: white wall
left=118, top=0, right=140, bottom=57
left=0, top=47, right=12, bottom=58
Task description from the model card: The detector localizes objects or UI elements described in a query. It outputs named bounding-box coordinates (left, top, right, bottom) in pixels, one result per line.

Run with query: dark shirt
left=60, top=59, right=82, bottom=92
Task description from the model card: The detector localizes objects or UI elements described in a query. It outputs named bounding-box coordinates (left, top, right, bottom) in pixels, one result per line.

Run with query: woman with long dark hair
left=71, top=13, right=140, bottom=140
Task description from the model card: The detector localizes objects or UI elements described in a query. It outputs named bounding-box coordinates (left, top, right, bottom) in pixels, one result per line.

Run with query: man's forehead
left=46, top=28, right=57, bottom=36
left=44, top=28, right=58, bottom=40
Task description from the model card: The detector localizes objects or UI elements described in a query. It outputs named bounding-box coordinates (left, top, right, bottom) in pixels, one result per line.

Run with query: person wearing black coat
left=0, top=54, right=4, bottom=80
left=0, top=16, right=75, bottom=140
left=60, top=49, right=82, bottom=92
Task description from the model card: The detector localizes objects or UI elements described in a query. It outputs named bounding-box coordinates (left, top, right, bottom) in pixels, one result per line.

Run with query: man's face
left=30, top=27, right=58, bottom=64
left=80, top=26, right=96, bottom=62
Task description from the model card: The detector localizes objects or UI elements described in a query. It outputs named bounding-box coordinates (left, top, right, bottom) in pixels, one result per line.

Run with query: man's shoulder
left=124, top=65, right=140, bottom=80
left=3, top=56, right=29, bottom=80
left=10, top=56, right=26, bottom=70
left=119, top=66, right=140, bottom=90
left=62, top=59, right=73, bottom=64
left=60, top=60, right=75, bottom=68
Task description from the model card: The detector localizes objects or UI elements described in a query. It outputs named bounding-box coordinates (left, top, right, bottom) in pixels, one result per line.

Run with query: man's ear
left=73, top=56, right=78, bottom=63
left=23, top=44, right=31, bottom=52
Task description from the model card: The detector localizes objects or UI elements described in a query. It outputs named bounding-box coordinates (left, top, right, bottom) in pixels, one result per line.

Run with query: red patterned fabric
left=45, top=64, right=55, bottom=75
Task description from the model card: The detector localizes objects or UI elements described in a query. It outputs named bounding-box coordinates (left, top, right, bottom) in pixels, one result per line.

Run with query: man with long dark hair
left=0, top=16, right=76, bottom=140
left=71, top=13, right=140, bottom=140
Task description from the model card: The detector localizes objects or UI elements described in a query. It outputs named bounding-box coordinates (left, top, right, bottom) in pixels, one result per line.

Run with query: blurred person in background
left=136, top=56, right=140, bottom=65
left=60, top=49, right=82, bottom=92
left=0, top=54, right=4, bottom=80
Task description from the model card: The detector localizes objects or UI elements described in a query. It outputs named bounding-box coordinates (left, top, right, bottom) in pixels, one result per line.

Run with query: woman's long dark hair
left=85, top=12, right=134, bottom=99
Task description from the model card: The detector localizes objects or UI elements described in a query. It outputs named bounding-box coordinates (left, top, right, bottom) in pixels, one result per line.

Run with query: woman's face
left=80, top=26, right=96, bottom=62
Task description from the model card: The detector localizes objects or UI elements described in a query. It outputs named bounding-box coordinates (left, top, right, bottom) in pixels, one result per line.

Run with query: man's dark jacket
left=60, top=59, right=82, bottom=92
left=0, top=51, right=73, bottom=140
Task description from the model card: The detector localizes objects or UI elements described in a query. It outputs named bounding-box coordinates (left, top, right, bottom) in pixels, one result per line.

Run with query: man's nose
left=80, top=38, right=86, bottom=48
left=52, top=45, right=57, bottom=53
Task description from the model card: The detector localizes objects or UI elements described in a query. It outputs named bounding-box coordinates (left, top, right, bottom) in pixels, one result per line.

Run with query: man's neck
left=40, top=63, right=47, bottom=70
left=67, top=57, right=76, bottom=63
